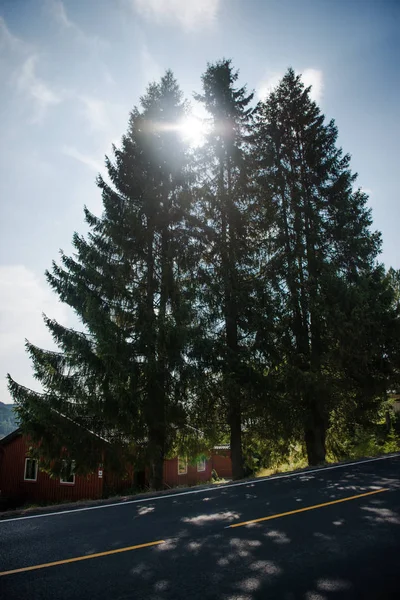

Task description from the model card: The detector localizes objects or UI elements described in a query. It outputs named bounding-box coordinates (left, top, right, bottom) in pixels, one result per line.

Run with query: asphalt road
left=1, top=455, right=400, bottom=600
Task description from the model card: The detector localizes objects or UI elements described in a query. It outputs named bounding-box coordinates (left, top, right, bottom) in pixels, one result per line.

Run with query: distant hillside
left=0, top=402, right=17, bottom=439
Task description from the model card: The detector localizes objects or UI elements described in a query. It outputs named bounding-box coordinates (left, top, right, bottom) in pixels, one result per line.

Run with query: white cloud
left=0, top=266, right=67, bottom=355
left=16, top=55, right=62, bottom=123
left=258, top=68, right=323, bottom=104
left=0, top=16, right=26, bottom=53
left=47, top=0, right=107, bottom=51
left=63, top=145, right=103, bottom=174
left=257, top=72, right=282, bottom=100
left=360, top=187, right=373, bottom=196
left=73, top=95, right=129, bottom=158
left=0, top=265, right=71, bottom=403
left=351, top=184, right=373, bottom=197
left=1, top=17, right=62, bottom=123
left=0, top=15, right=33, bottom=91
left=301, top=68, right=323, bottom=103
left=77, top=95, right=111, bottom=133
left=48, top=0, right=73, bottom=28
left=131, top=0, right=220, bottom=31
left=103, top=69, right=116, bottom=86
left=140, top=44, right=162, bottom=83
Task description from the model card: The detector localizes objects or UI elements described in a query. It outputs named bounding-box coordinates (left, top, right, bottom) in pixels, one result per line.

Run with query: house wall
left=163, top=457, right=213, bottom=488
left=0, top=434, right=103, bottom=506
left=211, top=449, right=232, bottom=478
left=0, top=433, right=234, bottom=508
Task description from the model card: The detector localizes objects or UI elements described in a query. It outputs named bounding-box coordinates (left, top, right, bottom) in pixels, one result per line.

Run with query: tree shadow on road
left=120, top=466, right=400, bottom=600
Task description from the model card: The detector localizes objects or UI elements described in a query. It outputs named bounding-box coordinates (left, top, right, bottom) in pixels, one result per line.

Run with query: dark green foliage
left=253, top=68, right=397, bottom=464
left=7, top=71, right=196, bottom=489
left=192, top=59, right=257, bottom=479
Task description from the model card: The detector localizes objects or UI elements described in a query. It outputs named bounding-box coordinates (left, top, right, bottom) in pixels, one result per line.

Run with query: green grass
left=256, top=427, right=400, bottom=480
left=256, top=456, right=308, bottom=479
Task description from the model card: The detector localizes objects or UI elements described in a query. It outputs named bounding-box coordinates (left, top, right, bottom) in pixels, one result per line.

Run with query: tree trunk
left=146, top=367, right=166, bottom=491
left=148, top=425, right=165, bottom=490
left=225, top=292, right=243, bottom=479
left=225, top=157, right=244, bottom=481
left=304, top=405, right=327, bottom=465
left=133, top=470, right=146, bottom=490
left=229, top=404, right=244, bottom=479
left=385, top=410, right=391, bottom=433
left=149, top=451, right=164, bottom=490
left=145, top=222, right=166, bottom=492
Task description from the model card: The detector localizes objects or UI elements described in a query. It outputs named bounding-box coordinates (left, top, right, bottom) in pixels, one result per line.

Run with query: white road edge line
left=1, top=453, right=398, bottom=524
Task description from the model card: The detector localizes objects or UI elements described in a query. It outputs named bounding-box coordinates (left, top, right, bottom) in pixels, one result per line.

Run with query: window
left=24, top=458, right=38, bottom=481
left=178, top=456, right=187, bottom=475
left=60, top=460, right=76, bottom=485
left=197, top=458, right=206, bottom=472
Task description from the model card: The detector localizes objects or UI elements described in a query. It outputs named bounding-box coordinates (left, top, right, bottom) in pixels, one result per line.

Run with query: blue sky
left=1, top=0, right=399, bottom=403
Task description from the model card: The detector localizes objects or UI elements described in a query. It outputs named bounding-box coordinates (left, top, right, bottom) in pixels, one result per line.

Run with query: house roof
left=1, top=422, right=230, bottom=452
left=52, top=409, right=110, bottom=444
left=0, top=427, right=22, bottom=446
left=0, top=406, right=110, bottom=449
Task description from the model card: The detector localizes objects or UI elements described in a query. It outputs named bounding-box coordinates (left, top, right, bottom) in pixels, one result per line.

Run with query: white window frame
left=178, top=456, right=187, bottom=475
left=197, top=458, right=206, bottom=472
left=24, top=458, right=38, bottom=482
left=60, top=460, right=76, bottom=485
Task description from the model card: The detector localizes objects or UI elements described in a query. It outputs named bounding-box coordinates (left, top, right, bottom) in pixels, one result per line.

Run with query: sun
left=178, top=115, right=207, bottom=147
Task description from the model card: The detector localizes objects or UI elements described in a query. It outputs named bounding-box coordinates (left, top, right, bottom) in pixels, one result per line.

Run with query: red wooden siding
left=211, top=449, right=232, bottom=478
left=163, top=457, right=213, bottom=488
left=0, top=434, right=103, bottom=505
left=0, top=432, right=233, bottom=508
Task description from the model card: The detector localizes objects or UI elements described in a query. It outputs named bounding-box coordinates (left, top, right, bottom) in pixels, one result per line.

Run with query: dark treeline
left=8, top=61, right=400, bottom=489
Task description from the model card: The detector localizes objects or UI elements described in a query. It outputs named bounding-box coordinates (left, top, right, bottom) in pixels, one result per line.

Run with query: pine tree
left=254, top=68, right=393, bottom=464
left=7, top=71, right=196, bottom=489
left=382, top=267, right=400, bottom=394
left=193, top=59, right=256, bottom=479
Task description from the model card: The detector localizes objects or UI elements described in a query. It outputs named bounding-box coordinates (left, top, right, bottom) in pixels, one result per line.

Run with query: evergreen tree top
left=196, top=59, right=253, bottom=121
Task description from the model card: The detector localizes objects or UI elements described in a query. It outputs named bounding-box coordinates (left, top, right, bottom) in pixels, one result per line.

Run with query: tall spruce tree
left=7, top=71, right=196, bottom=489
left=193, top=59, right=256, bottom=479
left=383, top=267, right=400, bottom=394
left=254, top=68, right=395, bottom=464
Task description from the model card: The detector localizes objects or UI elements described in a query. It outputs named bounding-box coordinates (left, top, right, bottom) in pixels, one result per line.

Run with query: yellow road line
left=228, top=488, right=389, bottom=529
left=0, top=539, right=165, bottom=577
left=0, top=488, right=391, bottom=576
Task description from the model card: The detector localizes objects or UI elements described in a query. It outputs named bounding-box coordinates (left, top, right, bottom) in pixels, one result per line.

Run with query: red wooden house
left=0, top=429, right=232, bottom=509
